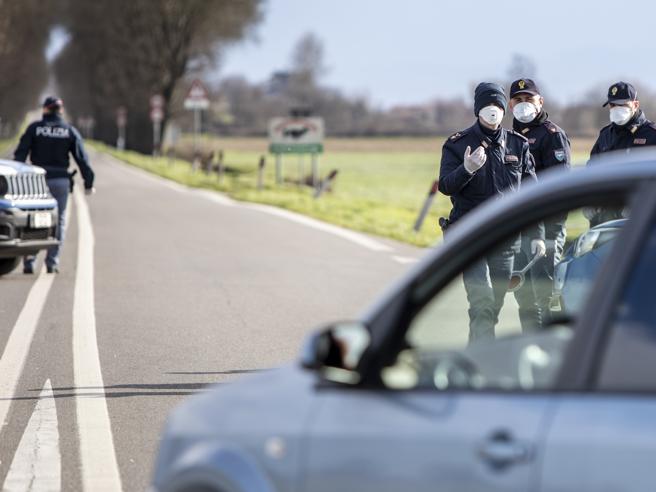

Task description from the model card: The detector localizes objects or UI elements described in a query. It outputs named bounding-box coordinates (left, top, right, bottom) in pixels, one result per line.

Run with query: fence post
left=314, top=169, right=339, bottom=199
left=275, top=154, right=282, bottom=184
left=413, top=179, right=439, bottom=232
left=216, top=150, right=225, bottom=184
left=257, top=155, right=266, bottom=190
left=311, top=153, right=319, bottom=188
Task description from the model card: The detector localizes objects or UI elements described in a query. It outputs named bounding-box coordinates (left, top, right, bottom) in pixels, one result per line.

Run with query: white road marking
left=99, top=151, right=394, bottom=252
left=0, top=268, right=55, bottom=431
left=392, top=255, right=419, bottom=264
left=72, top=191, right=123, bottom=491
left=3, top=379, right=61, bottom=492
left=243, top=203, right=393, bottom=252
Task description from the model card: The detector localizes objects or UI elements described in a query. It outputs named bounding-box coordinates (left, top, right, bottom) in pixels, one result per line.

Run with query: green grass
left=90, top=137, right=591, bottom=248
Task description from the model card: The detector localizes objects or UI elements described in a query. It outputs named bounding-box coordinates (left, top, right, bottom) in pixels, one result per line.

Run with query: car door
left=539, top=188, right=656, bottom=492
left=302, top=184, right=641, bottom=492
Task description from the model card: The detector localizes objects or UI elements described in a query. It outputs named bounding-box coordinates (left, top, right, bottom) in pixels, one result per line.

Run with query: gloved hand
left=463, top=145, right=487, bottom=174
left=85, top=187, right=96, bottom=196
left=531, top=239, right=547, bottom=257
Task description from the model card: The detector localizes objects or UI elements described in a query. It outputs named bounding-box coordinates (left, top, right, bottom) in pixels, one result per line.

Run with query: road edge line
left=72, top=191, right=123, bottom=491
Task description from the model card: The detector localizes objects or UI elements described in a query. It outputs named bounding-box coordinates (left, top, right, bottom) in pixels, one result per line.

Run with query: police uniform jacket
left=513, top=112, right=570, bottom=174
left=14, top=113, right=94, bottom=189
left=439, top=121, right=539, bottom=228
left=590, top=110, right=656, bottom=157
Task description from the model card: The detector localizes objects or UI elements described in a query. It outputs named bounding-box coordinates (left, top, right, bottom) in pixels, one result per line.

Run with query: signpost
left=116, top=106, right=127, bottom=150
left=184, top=80, right=210, bottom=159
left=268, top=116, right=324, bottom=186
left=150, top=94, right=165, bottom=156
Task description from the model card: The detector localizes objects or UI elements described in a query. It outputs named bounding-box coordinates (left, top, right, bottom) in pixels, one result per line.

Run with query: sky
left=219, top=0, right=656, bottom=108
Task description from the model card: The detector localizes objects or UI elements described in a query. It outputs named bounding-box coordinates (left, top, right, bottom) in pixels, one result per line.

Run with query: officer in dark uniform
left=14, top=96, right=95, bottom=274
left=439, top=82, right=545, bottom=342
left=587, top=81, right=655, bottom=225
left=590, top=81, right=656, bottom=156
left=509, top=78, right=571, bottom=331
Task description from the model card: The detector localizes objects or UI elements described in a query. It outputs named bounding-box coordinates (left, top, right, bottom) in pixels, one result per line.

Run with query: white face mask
left=513, top=102, right=539, bottom=123
left=610, top=106, right=633, bottom=126
left=479, top=105, right=504, bottom=126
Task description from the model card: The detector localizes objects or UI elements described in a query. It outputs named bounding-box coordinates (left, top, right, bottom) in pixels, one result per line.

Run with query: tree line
left=0, top=0, right=263, bottom=152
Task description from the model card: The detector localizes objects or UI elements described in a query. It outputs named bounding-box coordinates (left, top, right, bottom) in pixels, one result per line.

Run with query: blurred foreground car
left=152, top=151, right=656, bottom=492
left=0, top=160, right=58, bottom=275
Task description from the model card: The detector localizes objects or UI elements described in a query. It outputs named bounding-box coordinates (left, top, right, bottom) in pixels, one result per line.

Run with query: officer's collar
left=614, top=110, right=647, bottom=134
left=474, top=120, right=506, bottom=147
left=513, top=110, right=548, bottom=133
left=43, top=112, right=63, bottom=122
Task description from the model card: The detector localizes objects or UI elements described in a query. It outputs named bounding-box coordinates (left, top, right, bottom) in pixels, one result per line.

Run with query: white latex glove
left=463, top=145, right=487, bottom=174
left=85, top=187, right=96, bottom=196
left=531, top=239, right=547, bottom=257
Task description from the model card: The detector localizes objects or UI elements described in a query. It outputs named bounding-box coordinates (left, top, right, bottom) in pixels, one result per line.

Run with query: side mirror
left=300, top=321, right=371, bottom=384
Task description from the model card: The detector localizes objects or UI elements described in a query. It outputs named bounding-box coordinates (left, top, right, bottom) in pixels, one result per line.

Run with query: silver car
left=152, top=150, right=656, bottom=492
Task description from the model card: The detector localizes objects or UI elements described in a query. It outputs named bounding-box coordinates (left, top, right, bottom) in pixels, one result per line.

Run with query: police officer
left=586, top=81, right=655, bottom=225
left=439, top=82, right=545, bottom=342
left=14, top=96, right=95, bottom=274
left=509, top=78, right=571, bottom=331
left=591, top=81, right=656, bottom=156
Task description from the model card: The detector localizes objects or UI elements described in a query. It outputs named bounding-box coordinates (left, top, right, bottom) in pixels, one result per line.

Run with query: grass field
left=92, top=136, right=593, bottom=247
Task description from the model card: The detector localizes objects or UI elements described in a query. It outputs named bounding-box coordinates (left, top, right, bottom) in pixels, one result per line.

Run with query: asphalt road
left=0, top=150, right=425, bottom=491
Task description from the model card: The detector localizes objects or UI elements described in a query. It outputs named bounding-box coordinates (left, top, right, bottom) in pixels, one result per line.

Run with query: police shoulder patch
left=554, top=149, right=567, bottom=161
left=544, top=121, right=559, bottom=133
left=448, top=131, right=466, bottom=142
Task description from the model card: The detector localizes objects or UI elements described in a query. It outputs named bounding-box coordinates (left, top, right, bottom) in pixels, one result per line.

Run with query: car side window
left=381, top=201, right=630, bottom=392
left=597, top=222, right=656, bottom=391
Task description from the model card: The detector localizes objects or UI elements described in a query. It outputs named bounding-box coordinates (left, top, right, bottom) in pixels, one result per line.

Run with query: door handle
left=478, top=432, right=533, bottom=470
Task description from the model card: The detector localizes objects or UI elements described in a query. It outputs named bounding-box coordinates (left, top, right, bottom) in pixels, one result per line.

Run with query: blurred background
left=1, top=0, right=653, bottom=246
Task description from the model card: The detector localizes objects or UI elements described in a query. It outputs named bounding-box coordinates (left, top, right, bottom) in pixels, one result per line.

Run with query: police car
left=152, top=150, right=656, bottom=492
left=0, top=160, right=58, bottom=275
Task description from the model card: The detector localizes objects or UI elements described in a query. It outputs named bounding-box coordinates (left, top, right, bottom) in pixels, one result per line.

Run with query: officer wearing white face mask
left=509, top=78, right=570, bottom=331
left=590, top=81, right=656, bottom=157
left=439, top=82, right=545, bottom=342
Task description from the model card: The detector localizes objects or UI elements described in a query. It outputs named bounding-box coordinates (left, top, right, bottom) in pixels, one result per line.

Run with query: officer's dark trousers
left=463, top=248, right=514, bottom=342
left=513, top=226, right=566, bottom=331
left=24, top=177, right=69, bottom=269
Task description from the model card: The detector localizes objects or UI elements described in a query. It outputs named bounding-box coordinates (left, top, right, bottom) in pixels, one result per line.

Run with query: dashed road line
left=72, top=190, right=123, bottom=491
left=3, top=379, right=61, bottom=492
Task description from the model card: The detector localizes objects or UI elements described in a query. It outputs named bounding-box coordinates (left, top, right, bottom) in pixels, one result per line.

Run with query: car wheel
left=0, top=257, right=20, bottom=276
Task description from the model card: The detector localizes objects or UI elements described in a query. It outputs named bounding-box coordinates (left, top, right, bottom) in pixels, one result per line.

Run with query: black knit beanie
left=474, top=82, right=507, bottom=116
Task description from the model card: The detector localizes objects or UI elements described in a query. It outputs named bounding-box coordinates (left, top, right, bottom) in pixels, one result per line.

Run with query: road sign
left=184, top=80, right=210, bottom=110
left=150, top=94, right=165, bottom=109
left=150, top=107, right=164, bottom=122
left=116, top=106, right=127, bottom=127
left=268, top=117, right=324, bottom=154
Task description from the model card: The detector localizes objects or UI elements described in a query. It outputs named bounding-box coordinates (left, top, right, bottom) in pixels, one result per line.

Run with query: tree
left=0, top=0, right=53, bottom=132
left=506, top=53, right=537, bottom=81
left=54, top=0, right=263, bottom=153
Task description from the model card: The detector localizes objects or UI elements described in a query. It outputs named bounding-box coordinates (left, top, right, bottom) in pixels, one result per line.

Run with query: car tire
left=0, top=257, right=20, bottom=276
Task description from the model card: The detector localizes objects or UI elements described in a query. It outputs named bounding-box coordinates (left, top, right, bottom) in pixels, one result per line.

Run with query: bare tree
left=54, top=0, right=263, bottom=153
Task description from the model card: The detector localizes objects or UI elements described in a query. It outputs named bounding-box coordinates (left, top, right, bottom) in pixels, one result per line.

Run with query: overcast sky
left=219, top=0, right=656, bottom=108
